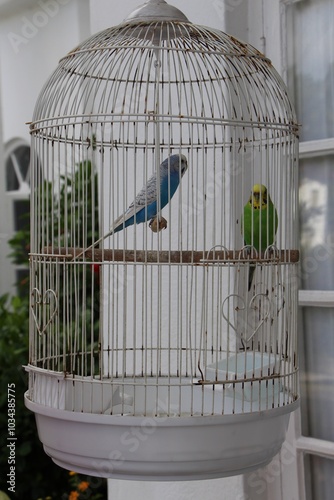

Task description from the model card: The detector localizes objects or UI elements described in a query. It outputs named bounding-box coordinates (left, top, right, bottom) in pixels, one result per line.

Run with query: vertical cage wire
left=27, top=18, right=299, bottom=418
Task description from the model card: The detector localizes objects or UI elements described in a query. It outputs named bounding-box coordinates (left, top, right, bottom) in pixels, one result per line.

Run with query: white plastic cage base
left=25, top=391, right=299, bottom=481
left=25, top=367, right=293, bottom=415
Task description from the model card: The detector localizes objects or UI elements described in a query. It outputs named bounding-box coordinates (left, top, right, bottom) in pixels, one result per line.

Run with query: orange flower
left=69, top=471, right=77, bottom=476
left=78, top=481, right=90, bottom=492
left=69, top=491, right=80, bottom=500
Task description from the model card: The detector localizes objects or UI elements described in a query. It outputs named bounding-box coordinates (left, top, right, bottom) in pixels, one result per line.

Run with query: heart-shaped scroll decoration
left=31, top=288, right=58, bottom=336
left=222, top=292, right=271, bottom=345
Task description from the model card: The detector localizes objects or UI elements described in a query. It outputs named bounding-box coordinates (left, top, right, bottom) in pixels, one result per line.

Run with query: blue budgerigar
left=110, top=153, right=188, bottom=235
left=74, top=154, right=188, bottom=259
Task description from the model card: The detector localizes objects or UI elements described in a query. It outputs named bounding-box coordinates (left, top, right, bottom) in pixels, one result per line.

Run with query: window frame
left=3, top=137, right=31, bottom=294
left=280, top=0, right=334, bottom=497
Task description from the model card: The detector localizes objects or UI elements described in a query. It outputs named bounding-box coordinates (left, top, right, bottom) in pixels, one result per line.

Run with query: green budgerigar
left=242, top=184, right=278, bottom=291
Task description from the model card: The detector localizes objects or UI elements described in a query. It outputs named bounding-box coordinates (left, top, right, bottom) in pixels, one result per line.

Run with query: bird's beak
left=251, top=192, right=261, bottom=208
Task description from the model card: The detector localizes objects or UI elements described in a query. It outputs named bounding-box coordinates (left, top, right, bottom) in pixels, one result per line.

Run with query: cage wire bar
left=25, top=0, right=299, bottom=480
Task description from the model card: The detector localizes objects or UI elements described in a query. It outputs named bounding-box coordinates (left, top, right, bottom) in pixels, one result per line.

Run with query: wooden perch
left=42, top=247, right=300, bottom=264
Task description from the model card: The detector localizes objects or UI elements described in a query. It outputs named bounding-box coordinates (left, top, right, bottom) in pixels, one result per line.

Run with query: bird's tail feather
left=73, top=214, right=134, bottom=260
left=72, top=228, right=114, bottom=261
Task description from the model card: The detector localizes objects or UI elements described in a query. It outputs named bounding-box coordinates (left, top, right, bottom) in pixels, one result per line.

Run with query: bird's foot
left=149, top=216, right=168, bottom=233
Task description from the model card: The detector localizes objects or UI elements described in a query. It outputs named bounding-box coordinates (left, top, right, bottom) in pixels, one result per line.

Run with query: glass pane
left=304, top=454, right=334, bottom=500
left=299, top=155, right=334, bottom=290
left=303, top=413, right=313, bottom=500
left=13, top=200, right=30, bottom=232
left=15, top=145, right=30, bottom=180
left=299, top=306, right=334, bottom=440
left=299, top=155, right=334, bottom=440
left=6, top=155, right=19, bottom=191
left=287, top=0, right=334, bottom=141
left=5, top=145, right=30, bottom=191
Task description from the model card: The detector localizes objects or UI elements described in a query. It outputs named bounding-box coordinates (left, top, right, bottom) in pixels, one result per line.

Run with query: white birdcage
left=25, top=0, right=299, bottom=481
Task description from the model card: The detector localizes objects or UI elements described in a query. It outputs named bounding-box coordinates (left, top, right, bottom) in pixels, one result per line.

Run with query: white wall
left=0, top=0, right=91, bottom=294
left=0, top=0, right=91, bottom=143
left=108, top=476, right=246, bottom=500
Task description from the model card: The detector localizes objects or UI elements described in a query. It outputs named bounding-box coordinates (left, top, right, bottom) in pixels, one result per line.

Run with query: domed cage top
left=25, top=0, right=299, bottom=481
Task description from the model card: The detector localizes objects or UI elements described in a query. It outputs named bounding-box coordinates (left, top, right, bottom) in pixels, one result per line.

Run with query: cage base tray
left=25, top=391, right=298, bottom=481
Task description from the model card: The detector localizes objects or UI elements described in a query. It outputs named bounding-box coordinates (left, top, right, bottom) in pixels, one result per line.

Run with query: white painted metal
left=125, top=0, right=189, bottom=23
left=299, top=138, right=334, bottom=159
left=299, top=290, right=334, bottom=307
left=25, top=0, right=299, bottom=480
left=296, top=436, right=334, bottom=459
